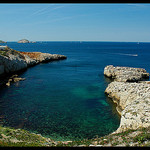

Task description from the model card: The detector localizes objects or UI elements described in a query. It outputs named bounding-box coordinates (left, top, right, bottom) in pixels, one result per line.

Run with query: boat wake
left=117, top=53, right=138, bottom=56
left=110, top=53, right=138, bottom=57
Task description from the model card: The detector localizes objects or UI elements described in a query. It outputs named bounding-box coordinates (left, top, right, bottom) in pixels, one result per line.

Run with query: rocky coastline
left=104, top=65, right=150, bottom=133
left=0, top=61, right=150, bottom=146
left=0, top=40, right=6, bottom=43
left=0, top=46, right=67, bottom=86
left=104, top=65, right=149, bottom=82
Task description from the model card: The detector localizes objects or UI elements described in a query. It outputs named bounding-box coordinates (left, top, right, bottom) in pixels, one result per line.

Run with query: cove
left=1, top=41, right=150, bottom=141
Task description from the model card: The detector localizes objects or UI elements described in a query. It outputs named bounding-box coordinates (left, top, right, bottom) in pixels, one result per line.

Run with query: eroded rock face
left=20, top=52, right=67, bottom=63
left=119, top=96, right=150, bottom=133
left=21, top=54, right=38, bottom=66
left=104, top=65, right=149, bottom=82
left=0, top=54, right=27, bottom=74
left=104, top=65, right=150, bottom=133
left=0, top=65, right=4, bottom=74
left=105, top=81, right=150, bottom=132
left=0, top=47, right=67, bottom=76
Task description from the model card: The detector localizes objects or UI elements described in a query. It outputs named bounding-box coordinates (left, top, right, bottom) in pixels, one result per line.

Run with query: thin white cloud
left=10, top=4, right=66, bottom=25
left=126, top=3, right=150, bottom=8
left=21, top=11, right=102, bottom=26
left=23, top=16, right=73, bottom=26
left=30, top=5, right=52, bottom=16
left=30, top=4, right=66, bottom=17
left=51, top=5, right=66, bottom=11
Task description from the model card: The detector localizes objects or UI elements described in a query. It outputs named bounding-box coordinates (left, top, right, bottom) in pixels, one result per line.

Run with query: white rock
left=105, top=81, right=150, bottom=133
left=104, top=65, right=149, bottom=82
left=0, top=54, right=27, bottom=73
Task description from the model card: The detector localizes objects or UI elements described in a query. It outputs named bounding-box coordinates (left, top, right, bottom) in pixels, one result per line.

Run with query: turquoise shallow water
left=0, top=41, right=150, bottom=141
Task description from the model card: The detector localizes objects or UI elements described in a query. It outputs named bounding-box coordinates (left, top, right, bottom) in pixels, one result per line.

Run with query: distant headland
left=0, top=40, right=6, bottom=43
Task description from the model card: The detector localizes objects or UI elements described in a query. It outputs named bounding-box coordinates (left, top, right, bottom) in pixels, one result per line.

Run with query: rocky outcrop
left=21, top=54, right=37, bottom=66
left=105, top=81, right=150, bottom=133
left=0, top=46, right=67, bottom=75
left=0, top=40, right=6, bottom=43
left=0, top=46, right=8, bottom=50
left=104, top=65, right=149, bottom=82
left=6, top=74, right=26, bottom=86
left=20, top=52, right=67, bottom=63
left=104, top=65, right=150, bottom=133
left=18, top=39, right=30, bottom=43
left=0, top=46, right=67, bottom=86
left=0, top=51, right=27, bottom=74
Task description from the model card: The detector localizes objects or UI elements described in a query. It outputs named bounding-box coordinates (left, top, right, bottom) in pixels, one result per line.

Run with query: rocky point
left=104, top=65, right=149, bottom=82
left=104, top=65, right=150, bottom=133
left=0, top=46, right=67, bottom=86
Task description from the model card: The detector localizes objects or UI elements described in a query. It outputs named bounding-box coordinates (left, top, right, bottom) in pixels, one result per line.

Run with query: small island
left=18, top=39, right=29, bottom=43
left=18, top=39, right=36, bottom=43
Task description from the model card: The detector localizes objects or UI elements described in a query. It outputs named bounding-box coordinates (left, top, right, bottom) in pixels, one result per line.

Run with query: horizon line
left=2, top=40, right=150, bottom=43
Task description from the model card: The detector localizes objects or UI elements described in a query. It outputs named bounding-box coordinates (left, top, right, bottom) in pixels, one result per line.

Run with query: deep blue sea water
left=0, top=41, right=150, bottom=141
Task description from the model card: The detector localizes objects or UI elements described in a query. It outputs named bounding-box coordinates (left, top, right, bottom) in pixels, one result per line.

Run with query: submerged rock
left=6, top=74, right=26, bottom=86
left=104, top=65, right=149, bottom=82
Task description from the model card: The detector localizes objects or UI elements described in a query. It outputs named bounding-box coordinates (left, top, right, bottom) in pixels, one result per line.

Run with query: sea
left=0, top=41, right=150, bottom=141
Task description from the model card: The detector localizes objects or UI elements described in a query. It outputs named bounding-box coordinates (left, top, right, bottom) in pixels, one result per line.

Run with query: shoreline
left=2, top=41, right=150, bottom=43
left=0, top=46, right=67, bottom=87
left=0, top=48, right=150, bottom=146
left=104, top=65, right=150, bottom=133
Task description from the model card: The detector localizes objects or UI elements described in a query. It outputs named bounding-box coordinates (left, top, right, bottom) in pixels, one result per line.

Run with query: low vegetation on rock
left=0, top=125, right=149, bottom=147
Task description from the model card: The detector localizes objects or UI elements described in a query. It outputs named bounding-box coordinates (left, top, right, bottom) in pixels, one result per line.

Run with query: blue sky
left=0, top=3, right=150, bottom=42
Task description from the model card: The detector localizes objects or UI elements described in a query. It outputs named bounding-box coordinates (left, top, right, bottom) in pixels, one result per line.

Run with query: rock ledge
left=0, top=46, right=67, bottom=86
left=104, top=65, right=149, bottom=82
left=104, top=65, right=150, bottom=133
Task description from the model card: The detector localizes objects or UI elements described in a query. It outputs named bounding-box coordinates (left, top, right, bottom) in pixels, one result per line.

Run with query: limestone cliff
left=104, top=65, right=150, bottom=133
left=105, top=81, right=150, bottom=133
left=0, top=47, right=27, bottom=74
left=20, top=52, right=67, bottom=63
left=0, top=46, right=67, bottom=77
left=104, top=65, right=149, bottom=82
